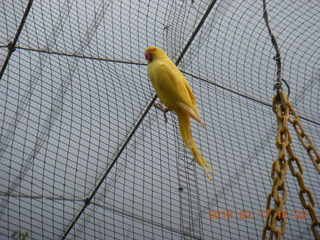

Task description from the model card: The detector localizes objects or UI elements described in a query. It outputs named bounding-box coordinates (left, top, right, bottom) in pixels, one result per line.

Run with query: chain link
left=287, top=100, right=320, bottom=173
left=263, top=90, right=320, bottom=240
left=262, top=91, right=290, bottom=240
left=285, top=94, right=320, bottom=239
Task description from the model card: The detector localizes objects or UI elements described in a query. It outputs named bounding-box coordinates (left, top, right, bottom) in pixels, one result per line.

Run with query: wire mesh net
left=0, top=0, right=319, bottom=239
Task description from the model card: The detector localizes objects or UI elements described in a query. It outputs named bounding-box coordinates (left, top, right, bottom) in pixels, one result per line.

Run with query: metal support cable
left=2, top=45, right=317, bottom=126
left=262, top=0, right=282, bottom=87
left=175, top=0, right=218, bottom=65
left=0, top=45, right=146, bottom=66
left=0, top=0, right=34, bottom=81
left=60, top=99, right=155, bottom=239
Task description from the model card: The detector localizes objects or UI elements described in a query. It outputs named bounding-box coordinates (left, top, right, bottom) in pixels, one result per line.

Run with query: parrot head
left=144, top=46, right=167, bottom=63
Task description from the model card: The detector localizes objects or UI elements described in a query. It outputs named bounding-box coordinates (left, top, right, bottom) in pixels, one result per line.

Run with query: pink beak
left=145, top=51, right=152, bottom=62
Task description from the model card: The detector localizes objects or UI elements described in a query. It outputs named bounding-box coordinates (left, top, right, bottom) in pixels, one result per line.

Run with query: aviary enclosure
left=0, top=0, right=319, bottom=239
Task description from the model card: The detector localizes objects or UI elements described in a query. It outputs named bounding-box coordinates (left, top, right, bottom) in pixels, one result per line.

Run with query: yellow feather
left=145, top=46, right=215, bottom=181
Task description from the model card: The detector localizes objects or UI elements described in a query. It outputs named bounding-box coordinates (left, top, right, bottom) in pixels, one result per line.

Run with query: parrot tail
left=177, top=112, right=216, bottom=181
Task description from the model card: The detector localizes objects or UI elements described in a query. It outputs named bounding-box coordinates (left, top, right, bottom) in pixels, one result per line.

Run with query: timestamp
left=208, top=210, right=307, bottom=220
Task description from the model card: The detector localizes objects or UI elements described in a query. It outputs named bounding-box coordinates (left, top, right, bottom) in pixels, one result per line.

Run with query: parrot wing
left=148, top=59, right=203, bottom=125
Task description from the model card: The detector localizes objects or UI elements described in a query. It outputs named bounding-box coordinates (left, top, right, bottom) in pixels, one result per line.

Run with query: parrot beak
left=145, top=51, right=152, bottom=63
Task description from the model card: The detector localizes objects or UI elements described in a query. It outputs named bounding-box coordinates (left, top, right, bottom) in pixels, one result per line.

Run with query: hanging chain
left=262, top=90, right=290, bottom=240
left=285, top=93, right=320, bottom=239
left=287, top=101, right=320, bottom=174
left=262, top=90, right=320, bottom=240
left=262, top=0, right=319, bottom=238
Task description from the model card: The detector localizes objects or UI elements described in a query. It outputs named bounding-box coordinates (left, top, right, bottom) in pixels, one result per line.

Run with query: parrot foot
left=154, top=103, right=170, bottom=123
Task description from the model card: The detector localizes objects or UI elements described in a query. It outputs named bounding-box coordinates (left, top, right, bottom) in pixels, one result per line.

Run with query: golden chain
left=262, top=90, right=290, bottom=240
left=286, top=93, right=320, bottom=239
left=287, top=99, right=320, bottom=174
left=262, top=90, right=320, bottom=240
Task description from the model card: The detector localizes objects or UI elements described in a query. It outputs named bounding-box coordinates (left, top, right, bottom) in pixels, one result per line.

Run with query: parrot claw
left=154, top=103, right=170, bottom=123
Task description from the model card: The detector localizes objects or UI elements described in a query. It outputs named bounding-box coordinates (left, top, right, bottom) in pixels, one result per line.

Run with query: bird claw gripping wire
left=154, top=103, right=170, bottom=123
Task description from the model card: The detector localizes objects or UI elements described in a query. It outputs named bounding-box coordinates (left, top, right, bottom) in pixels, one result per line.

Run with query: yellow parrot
left=145, top=46, right=216, bottom=181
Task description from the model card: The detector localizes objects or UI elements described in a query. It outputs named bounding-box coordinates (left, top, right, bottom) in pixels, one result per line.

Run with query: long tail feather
left=177, top=112, right=215, bottom=181
left=176, top=102, right=205, bottom=127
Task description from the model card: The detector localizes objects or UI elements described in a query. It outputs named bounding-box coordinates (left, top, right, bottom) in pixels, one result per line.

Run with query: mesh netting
left=0, top=0, right=319, bottom=239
